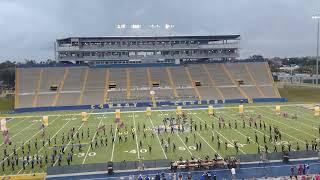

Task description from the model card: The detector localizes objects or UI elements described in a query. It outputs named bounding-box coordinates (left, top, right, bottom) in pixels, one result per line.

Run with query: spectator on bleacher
left=200, top=172, right=208, bottom=180
left=306, top=163, right=310, bottom=175
left=161, top=172, right=166, bottom=180
left=138, top=174, right=143, bottom=180
left=154, top=172, right=160, bottom=180
left=186, top=172, right=192, bottom=180
left=297, top=164, right=303, bottom=175
left=213, top=172, right=217, bottom=180
left=207, top=171, right=212, bottom=179
left=290, top=166, right=295, bottom=177
left=144, top=175, right=150, bottom=180
left=178, top=173, right=183, bottom=180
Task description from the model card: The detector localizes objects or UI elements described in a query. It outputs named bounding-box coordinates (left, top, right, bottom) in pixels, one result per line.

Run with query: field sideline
left=0, top=103, right=319, bottom=176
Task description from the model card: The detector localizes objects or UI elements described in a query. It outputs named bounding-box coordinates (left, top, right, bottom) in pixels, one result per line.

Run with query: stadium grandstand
left=15, top=35, right=283, bottom=111
left=8, top=35, right=319, bottom=180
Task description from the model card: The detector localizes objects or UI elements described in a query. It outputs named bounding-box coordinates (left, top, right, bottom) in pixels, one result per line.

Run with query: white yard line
left=255, top=107, right=318, bottom=139
left=212, top=109, right=276, bottom=152
left=132, top=112, right=140, bottom=159
left=110, top=125, right=118, bottom=162
left=6, top=103, right=311, bottom=119
left=6, top=118, right=27, bottom=130
left=187, top=110, right=246, bottom=154
left=266, top=106, right=318, bottom=130
left=82, top=118, right=103, bottom=164
left=0, top=120, right=34, bottom=147
left=0, top=115, right=62, bottom=165
left=176, top=132, right=193, bottom=156
left=17, top=115, right=74, bottom=174
left=293, top=106, right=320, bottom=124
left=159, top=110, right=193, bottom=156
left=53, top=122, right=85, bottom=166
left=227, top=107, right=303, bottom=151
left=285, top=106, right=320, bottom=126
left=53, top=110, right=95, bottom=166
left=195, top=132, right=222, bottom=158
left=147, top=116, right=167, bottom=159
left=227, top=108, right=305, bottom=145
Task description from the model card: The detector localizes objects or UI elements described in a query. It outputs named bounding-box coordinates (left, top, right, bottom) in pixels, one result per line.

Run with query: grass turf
left=278, top=85, right=320, bottom=102
left=0, top=96, right=14, bottom=113
left=0, top=104, right=319, bottom=175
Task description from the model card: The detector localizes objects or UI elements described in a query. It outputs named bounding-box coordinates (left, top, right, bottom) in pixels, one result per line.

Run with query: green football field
left=1, top=104, right=320, bottom=176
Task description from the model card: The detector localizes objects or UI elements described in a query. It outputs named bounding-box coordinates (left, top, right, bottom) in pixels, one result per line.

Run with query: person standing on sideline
left=231, top=167, right=236, bottom=179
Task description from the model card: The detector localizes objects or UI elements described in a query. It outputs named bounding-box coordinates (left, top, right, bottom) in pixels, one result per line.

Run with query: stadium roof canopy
left=57, top=35, right=240, bottom=41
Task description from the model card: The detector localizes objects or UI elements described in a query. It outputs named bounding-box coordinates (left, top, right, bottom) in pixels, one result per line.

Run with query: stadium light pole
left=312, top=15, right=320, bottom=85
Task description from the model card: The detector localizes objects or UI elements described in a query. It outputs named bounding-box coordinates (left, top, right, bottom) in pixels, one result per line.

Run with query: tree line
left=0, top=59, right=57, bottom=89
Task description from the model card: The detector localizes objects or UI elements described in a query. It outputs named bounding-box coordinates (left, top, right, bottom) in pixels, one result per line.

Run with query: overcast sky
left=0, top=0, right=319, bottom=61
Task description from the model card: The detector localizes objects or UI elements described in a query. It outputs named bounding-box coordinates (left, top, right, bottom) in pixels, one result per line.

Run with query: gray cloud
left=0, top=0, right=319, bottom=61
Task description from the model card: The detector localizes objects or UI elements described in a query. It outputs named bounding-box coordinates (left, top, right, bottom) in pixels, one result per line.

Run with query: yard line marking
left=132, top=112, right=140, bottom=160
left=0, top=120, right=34, bottom=147
left=226, top=108, right=304, bottom=145
left=148, top=116, right=167, bottom=159
left=186, top=110, right=246, bottom=154
left=214, top=130, right=246, bottom=154
left=255, top=107, right=318, bottom=139
left=0, top=114, right=62, bottom=165
left=53, top=122, right=85, bottom=166
left=176, top=131, right=193, bottom=156
left=294, top=106, right=320, bottom=124
left=4, top=103, right=311, bottom=119
left=196, top=132, right=222, bottom=158
left=224, top=107, right=304, bottom=151
left=110, top=125, right=118, bottom=162
left=226, top=108, right=295, bottom=152
left=272, top=106, right=318, bottom=130
left=17, top=114, right=75, bottom=174
left=52, top=110, right=95, bottom=167
left=159, top=110, right=193, bottom=156
left=7, top=117, right=27, bottom=130
left=82, top=118, right=103, bottom=164
left=213, top=109, right=279, bottom=152
left=263, top=106, right=318, bottom=130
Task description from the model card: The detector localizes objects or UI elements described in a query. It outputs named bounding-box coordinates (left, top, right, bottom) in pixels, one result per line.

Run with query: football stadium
left=2, top=35, right=320, bottom=179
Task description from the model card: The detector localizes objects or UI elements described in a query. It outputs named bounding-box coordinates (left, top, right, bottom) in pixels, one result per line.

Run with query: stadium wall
left=14, top=98, right=287, bottom=113
left=15, top=59, right=266, bottom=69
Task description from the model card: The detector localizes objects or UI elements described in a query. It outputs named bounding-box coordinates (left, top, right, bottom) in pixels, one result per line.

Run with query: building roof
left=57, top=35, right=240, bottom=41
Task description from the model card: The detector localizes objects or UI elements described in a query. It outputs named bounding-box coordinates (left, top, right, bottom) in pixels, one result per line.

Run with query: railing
left=56, top=43, right=239, bottom=51
left=57, top=53, right=239, bottom=61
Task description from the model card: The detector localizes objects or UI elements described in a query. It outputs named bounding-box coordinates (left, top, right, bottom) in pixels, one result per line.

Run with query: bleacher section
left=129, top=68, right=151, bottom=102
left=82, top=68, right=106, bottom=105
left=15, top=62, right=281, bottom=109
left=169, top=66, right=198, bottom=101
